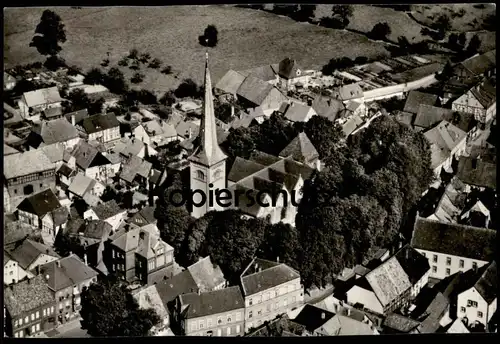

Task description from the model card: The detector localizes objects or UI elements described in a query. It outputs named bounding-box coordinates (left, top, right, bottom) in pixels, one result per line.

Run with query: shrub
left=199, top=25, right=218, bottom=48
left=44, top=55, right=67, bottom=71
left=368, top=22, right=391, bottom=40
left=84, top=67, right=106, bottom=85
left=129, top=60, right=141, bottom=71
left=161, top=66, right=172, bottom=75
left=131, top=72, right=145, bottom=84
left=139, top=53, right=151, bottom=64
left=118, top=57, right=128, bottom=67
left=101, top=58, right=110, bottom=67
left=354, top=56, right=368, bottom=65
left=148, top=58, right=162, bottom=69
left=160, top=90, right=176, bottom=106
left=128, top=48, right=139, bottom=60
left=174, top=78, right=203, bottom=99
left=67, top=65, right=81, bottom=76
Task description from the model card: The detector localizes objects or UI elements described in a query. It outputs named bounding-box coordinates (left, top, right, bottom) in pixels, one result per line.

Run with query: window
left=227, top=327, right=231, bottom=336
left=459, top=260, right=464, bottom=268
left=217, top=329, right=222, bottom=336
left=112, top=250, right=115, bottom=258
left=472, top=262, right=478, bottom=270
left=461, top=307, right=466, bottom=313
left=266, top=304, right=271, bottom=312
left=196, top=170, right=205, bottom=181
left=433, top=255, right=438, bottom=263
left=467, top=300, right=478, bottom=308
left=257, top=310, right=262, bottom=316
left=275, top=289, right=280, bottom=297
left=446, top=257, right=451, bottom=266
left=148, top=260, right=155, bottom=271
left=31, top=325, right=36, bottom=334
left=35, top=311, right=39, bottom=319
left=446, top=268, right=450, bottom=276
left=217, top=316, right=222, bottom=325
left=432, top=266, right=437, bottom=273
left=248, top=311, right=253, bottom=319
left=236, top=325, right=241, bottom=333
left=263, top=292, right=269, bottom=301
left=236, top=312, right=241, bottom=322
left=25, top=316, right=29, bottom=323
left=43, top=309, right=46, bottom=317
left=31, top=313, right=35, bottom=321
left=207, top=318, right=212, bottom=328
left=199, top=320, right=204, bottom=329
left=190, top=321, right=197, bottom=332
left=227, top=315, right=232, bottom=323
left=284, top=298, right=288, bottom=307
left=14, top=319, right=18, bottom=327
left=14, top=332, right=19, bottom=338
left=478, top=311, right=483, bottom=318
left=36, top=323, right=40, bottom=332
left=249, top=298, right=253, bottom=306
left=51, top=306, right=54, bottom=313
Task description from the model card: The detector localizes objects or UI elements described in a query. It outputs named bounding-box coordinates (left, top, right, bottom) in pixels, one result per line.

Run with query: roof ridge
left=416, top=216, right=496, bottom=233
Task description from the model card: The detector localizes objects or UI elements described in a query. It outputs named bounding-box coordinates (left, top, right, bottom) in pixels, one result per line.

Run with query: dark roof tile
left=180, top=286, right=244, bottom=319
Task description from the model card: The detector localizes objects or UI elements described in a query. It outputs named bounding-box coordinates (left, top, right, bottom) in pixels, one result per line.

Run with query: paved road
left=50, top=318, right=91, bottom=338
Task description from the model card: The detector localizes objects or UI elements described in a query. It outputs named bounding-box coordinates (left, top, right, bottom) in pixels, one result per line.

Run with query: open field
left=4, top=6, right=390, bottom=94
left=410, top=4, right=496, bottom=32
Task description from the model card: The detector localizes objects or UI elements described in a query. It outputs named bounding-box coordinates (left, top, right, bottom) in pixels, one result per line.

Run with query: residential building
left=423, top=120, right=467, bottom=175
left=403, top=91, right=438, bottom=114
left=186, top=256, right=226, bottom=293
left=278, top=132, right=320, bottom=170
left=235, top=75, right=289, bottom=116
left=453, top=49, right=496, bottom=83
left=459, top=200, right=491, bottom=229
left=289, top=304, right=335, bottom=335
left=413, top=105, right=477, bottom=135
left=346, top=245, right=430, bottom=315
left=311, top=95, right=344, bottom=122
left=279, top=101, right=317, bottom=123
left=446, top=318, right=470, bottom=334
left=175, top=120, right=200, bottom=141
left=456, top=155, right=496, bottom=190
left=4, top=149, right=57, bottom=210
left=4, top=72, right=17, bottom=91
left=67, top=140, right=113, bottom=183
left=129, top=206, right=157, bottom=227
left=16, top=188, right=69, bottom=245
left=83, top=200, right=127, bottom=231
left=452, top=79, right=496, bottom=125
left=131, top=285, right=171, bottom=336
left=314, top=312, right=379, bottom=336
left=332, top=83, right=364, bottom=103
left=456, top=261, right=497, bottom=328
left=80, top=112, right=120, bottom=143
left=4, top=238, right=60, bottom=285
left=410, top=217, right=496, bottom=280
left=39, top=255, right=99, bottom=325
left=174, top=286, right=245, bottom=336
left=276, top=58, right=312, bottom=91
left=240, top=258, right=304, bottom=332
left=18, top=86, right=63, bottom=119
left=25, top=119, right=81, bottom=150
left=3, top=274, right=56, bottom=337
left=154, top=269, right=200, bottom=309
left=340, top=100, right=366, bottom=119
left=382, top=313, right=421, bottom=334
left=341, top=114, right=364, bottom=137
left=67, top=173, right=106, bottom=206
left=65, top=109, right=89, bottom=126
left=133, top=120, right=178, bottom=147
left=105, top=224, right=175, bottom=285
left=119, top=155, right=153, bottom=190
left=112, top=137, right=158, bottom=161
left=188, top=54, right=228, bottom=219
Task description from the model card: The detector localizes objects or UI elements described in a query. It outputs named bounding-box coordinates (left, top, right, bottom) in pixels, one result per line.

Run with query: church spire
left=190, top=51, right=227, bottom=166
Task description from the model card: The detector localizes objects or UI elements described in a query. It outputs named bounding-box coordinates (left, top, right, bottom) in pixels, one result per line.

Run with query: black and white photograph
left=3, top=3, right=497, bottom=338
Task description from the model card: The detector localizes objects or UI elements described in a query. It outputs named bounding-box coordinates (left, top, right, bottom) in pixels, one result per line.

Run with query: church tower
left=188, top=52, right=228, bottom=219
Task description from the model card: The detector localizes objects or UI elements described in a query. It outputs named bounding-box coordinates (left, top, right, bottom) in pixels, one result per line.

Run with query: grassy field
left=410, top=4, right=496, bottom=32
left=4, top=6, right=390, bottom=94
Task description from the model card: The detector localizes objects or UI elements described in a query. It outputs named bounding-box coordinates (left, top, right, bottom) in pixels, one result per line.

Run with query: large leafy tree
left=302, top=116, right=344, bottom=159
left=258, top=222, right=303, bottom=271
left=199, top=25, right=219, bottom=48
left=80, top=278, right=161, bottom=337
left=30, top=10, right=67, bottom=56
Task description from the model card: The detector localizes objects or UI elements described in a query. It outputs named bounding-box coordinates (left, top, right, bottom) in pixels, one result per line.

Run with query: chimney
left=188, top=127, right=192, bottom=139
left=36, top=265, right=41, bottom=275
left=254, top=262, right=258, bottom=271
left=258, top=267, right=262, bottom=272
left=321, top=312, right=326, bottom=320
left=71, top=114, right=76, bottom=126
left=231, top=105, right=235, bottom=117
left=139, top=231, right=145, bottom=240
left=277, top=256, right=280, bottom=264
left=84, top=253, right=88, bottom=266
left=56, top=261, right=61, bottom=268
left=197, top=289, right=201, bottom=295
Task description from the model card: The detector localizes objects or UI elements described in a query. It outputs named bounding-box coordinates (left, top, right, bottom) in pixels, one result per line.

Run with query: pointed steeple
left=189, top=52, right=227, bottom=166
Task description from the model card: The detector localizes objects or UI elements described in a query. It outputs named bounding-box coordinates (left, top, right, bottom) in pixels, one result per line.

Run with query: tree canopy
left=80, top=278, right=161, bottom=337
left=368, top=22, right=392, bottom=41
left=199, top=25, right=219, bottom=48
left=30, top=10, right=67, bottom=56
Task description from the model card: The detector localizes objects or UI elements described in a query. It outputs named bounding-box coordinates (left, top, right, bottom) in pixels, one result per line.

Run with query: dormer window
left=196, top=170, right=205, bottom=181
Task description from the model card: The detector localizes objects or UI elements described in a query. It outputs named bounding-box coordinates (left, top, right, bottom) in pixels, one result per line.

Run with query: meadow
left=4, top=6, right=391, bottom=94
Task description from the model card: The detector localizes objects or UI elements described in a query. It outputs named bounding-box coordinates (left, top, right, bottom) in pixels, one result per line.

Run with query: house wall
left=134, top=126, right=150, bottom=145
left=3, top=260, right=33, bottom=285
left=104, top=211, right=128, bottom=231
left=6, top=170, right=57, bottom=210
left=19, top=98, right=62, bottom=119
left=346, top=285, right=384, bottom=315
left=8, top=300, right=56, bottom=338
left=4, top=186, right=11, bottom=214
left=243, top=277, right=304, bottom=332
left=27, top=254, right=59, bottom=272
left=184, top=308, right=245, bottom=336
left=452, top=92, right=487, bottom=122
left=82, top=165, right=110, bottom=184
left=83, top=209, right=99, bottom=221
left=18, top=209, right=40, bottom=228
left=414, top=249, right=489, bottom=280
left=261, top=88, right=289, bottom=114
left=410, top=269, right=430, bottom=299
left=88, top=127, right=120, bottom=144
left=457, top=287, right=491, bottom=327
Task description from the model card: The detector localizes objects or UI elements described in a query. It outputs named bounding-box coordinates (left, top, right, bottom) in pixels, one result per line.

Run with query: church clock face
left=213, top=169, right=223, bottom=182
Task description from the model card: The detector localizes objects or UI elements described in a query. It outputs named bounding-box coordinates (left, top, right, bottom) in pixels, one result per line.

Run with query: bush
left=174, top=78, right=203, bottom=99
left=199, top=25, right=218, bottom=48
left=44, top=55, right=67, bottom=71
left=139, top=53, right=151, bottom=64
left=129, top=60, right=140, bottom=71
left=161, top=66, right=172, bottom=75
left=67, top=65, right=81, bottom=76
left=101, top=58, right=110, bottom=67
left=124, top=113, right=131, bottom=121
left=354, top=56, right=368, bottom=65
left=148, top=58, right=162, bottom=69
left=131, top=72, right=145, bottom=84
left=137, top=89, right=158, bottom=105
left=84, top=67, right=106, bottom=85
left=368, top=22, right=391, bottom=40
left=128, top=48, right=139, bottom=60
left=160, top=90, right=176, bottom=106
left=118, top=57, right=128, bottom=67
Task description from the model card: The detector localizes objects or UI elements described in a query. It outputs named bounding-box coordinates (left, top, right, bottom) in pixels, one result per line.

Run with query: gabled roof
left=68, top=173, right=97, bottom=198
left=394, top=111, right=415, bottom=127
left=6, top=238, right=60, bottom=270
left=239, top=64, right=278, bottom=82
left=187, top=256, right=226, bottom=292
left=228, top=157, right=266, bottom=183
left=291, top=304, right=335, bottom=332
left=404, top=91, right=438, bottom=114
left=41, top=142, right=66, bottom=163
left=130, top=206, right=157, bottom=226
left=460, top=49, right=496, bottom=76
left=154, top=269, right=199, bottom=306
left=110, top=224, right=172, bottom=259
left=4, top=149, right=55, bottom=179
left=179, top=286, right=244, bottom=319
left=317, top=314, right=376, bottom=335
left=23, top=86, right=63, bottom=107
left=446, top=318, right=470, bottom=334
left=81, top=112, right=120, bottom=134
left=142, top=120, right=177, bottom=139
left=411, top=217, right=496, bottom=261
left=17, top=188, right=62, bottom=217
left=342, top=114, right=364, bottom=137
left=4, top=274, right=54, bottom=317
left=4, top=143, right=20, bottom=156
left=248, top=150, right=281, bottom=166
left=279, top=132, right=319, bottom=164
left=175, top=120, right=200, bottom=139
left=472, top=261, right=497, bottom=304
left=119, top=155, right=153, bottom=183
left=236, top=75, right=274, bottom=106
left=424, top=120, right=467, bottom=168
left=132, top=285, right=169, bottom=320
left=278, top=58, right=300, bottom=80
left=283, top=102, right=314, bottom=122
left=311, top=95, right=344, bottom=122
left=64, top=109, right=89, bottom=125
left=332, top=83, right=363, bottom=101
left=414, top=105, right=454, bottom=130
left=456, top=156, right=496, bottom=189
left=383, top=313, right=421, bottom=333
left=39, top=254, right=98, bottom=291
left=468, top=79, right=496, bottom=109
left=71, top=140, right=111, bottom=170
left=240, top=258, right=300, bottom=296
left=215, top=70, right=246, bottom=95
